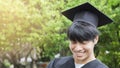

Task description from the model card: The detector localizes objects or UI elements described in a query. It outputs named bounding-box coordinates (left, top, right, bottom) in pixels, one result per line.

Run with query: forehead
left=69, top=40, right=94, bottom=43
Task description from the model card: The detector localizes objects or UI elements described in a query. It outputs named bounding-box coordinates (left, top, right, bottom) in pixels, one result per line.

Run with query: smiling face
left=69, top=36, right=98, bottom=64
left=67, top=21, right=100, bottom=64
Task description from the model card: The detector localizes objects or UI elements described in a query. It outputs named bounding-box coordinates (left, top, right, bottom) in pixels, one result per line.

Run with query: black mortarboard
left=62, top=2, right=113, bottom=27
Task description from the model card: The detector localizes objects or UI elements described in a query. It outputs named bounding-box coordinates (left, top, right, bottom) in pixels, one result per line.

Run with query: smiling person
left=47, top=2, right=113, bottom=68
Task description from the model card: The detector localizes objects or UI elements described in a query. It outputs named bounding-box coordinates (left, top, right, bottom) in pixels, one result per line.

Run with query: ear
left=94, top=35, right=99, bottom=44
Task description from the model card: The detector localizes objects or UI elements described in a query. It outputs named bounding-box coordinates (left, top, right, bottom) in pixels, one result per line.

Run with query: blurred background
left=0, top=0, right=120, bottom=68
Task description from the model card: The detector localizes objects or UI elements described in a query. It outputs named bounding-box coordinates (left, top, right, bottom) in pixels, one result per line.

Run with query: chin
left=74, top=55, right=86, bottom=60
left=77, top=56, right=86, bottom=61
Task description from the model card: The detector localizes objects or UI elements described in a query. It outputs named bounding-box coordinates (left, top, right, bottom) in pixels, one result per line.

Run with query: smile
left=74, top=51, right=86, bottom=57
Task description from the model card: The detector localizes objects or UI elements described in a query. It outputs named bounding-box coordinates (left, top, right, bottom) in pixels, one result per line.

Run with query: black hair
left=67, top=21, right=100, bottom=43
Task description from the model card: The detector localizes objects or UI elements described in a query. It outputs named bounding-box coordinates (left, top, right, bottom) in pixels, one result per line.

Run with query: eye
left=71, top=41, right=77, bottom=44
left=82, top=41, right=89, bottom=45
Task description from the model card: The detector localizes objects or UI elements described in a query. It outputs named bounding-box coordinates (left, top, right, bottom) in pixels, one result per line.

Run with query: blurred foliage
left=0, top=0, right=120, bottom=68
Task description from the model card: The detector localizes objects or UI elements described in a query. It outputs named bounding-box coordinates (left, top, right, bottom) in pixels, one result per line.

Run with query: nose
left=74, top=43, right=83, bottom=51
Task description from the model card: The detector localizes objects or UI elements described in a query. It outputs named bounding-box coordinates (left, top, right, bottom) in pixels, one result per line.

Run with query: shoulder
left=51, top=56, right=73, bottom=65
left=47, top=56, right=73, bottom=68
left=96, top=60, right=108, bottom=68
left=82, top=59, right=108, bottom=68
left=54, top=56, right=73, bottom=63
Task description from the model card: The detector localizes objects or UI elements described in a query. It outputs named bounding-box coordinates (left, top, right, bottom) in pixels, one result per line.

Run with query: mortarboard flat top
left=62, top=2, right=113, bottom=27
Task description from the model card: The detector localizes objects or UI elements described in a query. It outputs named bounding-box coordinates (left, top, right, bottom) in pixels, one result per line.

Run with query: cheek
left=84, top=44, right=94, bottom=51
left=69, top=44, right=74, bottom=51
left=69, top=44, right=72, bottom=50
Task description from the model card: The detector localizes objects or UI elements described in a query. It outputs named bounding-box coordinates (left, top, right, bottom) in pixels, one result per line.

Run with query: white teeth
left=74, top=51, right=85, bottom=53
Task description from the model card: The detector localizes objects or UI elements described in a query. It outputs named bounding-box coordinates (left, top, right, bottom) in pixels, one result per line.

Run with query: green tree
left=0, top=0, right=120, bottom=68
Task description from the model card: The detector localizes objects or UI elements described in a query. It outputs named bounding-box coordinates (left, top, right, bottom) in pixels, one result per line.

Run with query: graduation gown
left=47, top=56, right=108, bottom=68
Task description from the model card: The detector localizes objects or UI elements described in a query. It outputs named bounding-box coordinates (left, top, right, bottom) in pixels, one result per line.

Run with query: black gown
left=47, top=56, right=108, bottom=68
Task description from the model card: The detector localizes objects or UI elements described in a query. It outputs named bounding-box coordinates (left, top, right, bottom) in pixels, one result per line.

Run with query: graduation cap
left=62, top=2, right=113, bottom=27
